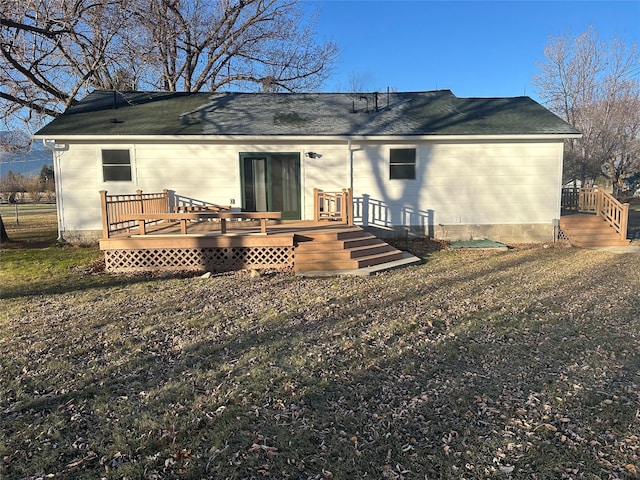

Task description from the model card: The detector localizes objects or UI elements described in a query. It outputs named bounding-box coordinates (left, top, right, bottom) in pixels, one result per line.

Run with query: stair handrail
left=595, top=188, right=629, bottom=241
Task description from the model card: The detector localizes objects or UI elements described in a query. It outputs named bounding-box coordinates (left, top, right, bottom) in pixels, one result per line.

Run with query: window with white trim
left=102, top=149, right=132, bottom=181
left=389, top=147, right=416, bottom=180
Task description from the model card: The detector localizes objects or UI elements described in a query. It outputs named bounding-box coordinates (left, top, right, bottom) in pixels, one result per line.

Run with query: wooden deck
left=560, top=186, right=631, bottom=247
left=97, top=188, right=417, bottom=274
left=99, top=219, right=410, bottom=274
left=559, top=213, right=631, bottom=247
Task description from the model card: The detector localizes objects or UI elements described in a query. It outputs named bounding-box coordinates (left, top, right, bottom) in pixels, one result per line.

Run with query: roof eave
left=32, top=133, right=582, bottom=142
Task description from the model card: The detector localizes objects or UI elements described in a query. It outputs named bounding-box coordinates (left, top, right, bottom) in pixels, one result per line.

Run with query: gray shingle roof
left=34, top=90, right=580, bottom=137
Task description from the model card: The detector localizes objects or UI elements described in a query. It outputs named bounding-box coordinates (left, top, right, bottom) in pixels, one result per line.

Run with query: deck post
left=99, top=190, right=110, bottom=238
left=313, top=188, right=319, bottom=223
left=620, top=202, right=629, bottom=241
left=595, top=186, right=603, bottom=219
left=136, top=189, right=144, bottom=213
left=344, top=188, right=354, bottom=226
left=162, top=189, right=170, bottom=213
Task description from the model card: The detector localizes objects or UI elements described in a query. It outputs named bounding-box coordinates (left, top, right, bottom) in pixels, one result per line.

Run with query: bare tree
left=1, top=0, right=338, bottom=131
left=348, top=72, right=370, bottom=93
left=534, top=27, right=640, bottom=193
left=598, top=89, right=640, bottom=195
left=136, top=0, right=337, bottom=93
left=0, top=0, right=143, bottom=128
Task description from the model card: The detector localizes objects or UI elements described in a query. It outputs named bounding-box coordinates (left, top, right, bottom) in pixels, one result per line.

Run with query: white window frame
left=100, top=147, right=135, bottom=183
left=389, top=146, right=417, bottom=180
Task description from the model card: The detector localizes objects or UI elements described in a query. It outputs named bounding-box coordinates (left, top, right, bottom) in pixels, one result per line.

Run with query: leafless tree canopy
left=0, top=0, right=338, bottom=130
left=534, top=27, right=640, bottom=194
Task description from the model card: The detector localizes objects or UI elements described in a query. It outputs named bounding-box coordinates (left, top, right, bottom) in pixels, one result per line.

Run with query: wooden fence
left=313, top=188, right=353, bottom=225
left=99, top=189, right=169, bottom=238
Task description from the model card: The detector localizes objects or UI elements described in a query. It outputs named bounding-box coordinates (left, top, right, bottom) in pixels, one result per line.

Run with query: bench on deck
left=120, top=211, right=282, bottom=235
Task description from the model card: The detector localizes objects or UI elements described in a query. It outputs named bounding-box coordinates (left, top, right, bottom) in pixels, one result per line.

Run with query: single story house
left=33, top=89, right=581, bottom=244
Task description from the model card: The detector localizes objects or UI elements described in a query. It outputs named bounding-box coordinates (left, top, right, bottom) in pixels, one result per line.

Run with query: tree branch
left=0, top=17, right=71, bottom=37
left=0, top=91, right=61, bottom=117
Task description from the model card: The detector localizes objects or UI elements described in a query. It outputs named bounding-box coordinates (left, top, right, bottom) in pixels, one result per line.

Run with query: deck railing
left=597, top=189, right=629, bottom=241
left=561, top=186, right=629, bottom=241
left=579, top=187, right=599, bottom=212
left=560, top=187, right=580, bottom=211
left=100, top=189, right=169, bottom=238
left=314, top=188, right=353, bottom=225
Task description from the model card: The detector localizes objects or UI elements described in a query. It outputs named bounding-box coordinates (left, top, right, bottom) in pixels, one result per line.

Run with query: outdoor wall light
left=306, top=151, right=322, bottom=159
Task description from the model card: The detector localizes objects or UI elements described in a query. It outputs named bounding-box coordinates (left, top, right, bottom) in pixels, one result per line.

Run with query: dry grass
left=0, top=204, right=58, bottom=248
left=1, top=206, right=639, bottom=479
left=1, top=250, right=639, bottom=478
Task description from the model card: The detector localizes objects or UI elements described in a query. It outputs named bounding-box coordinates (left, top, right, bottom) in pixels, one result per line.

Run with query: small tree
left=26, top=177, right=43, bottom=203
left=2, top=171, right=27, bottom=197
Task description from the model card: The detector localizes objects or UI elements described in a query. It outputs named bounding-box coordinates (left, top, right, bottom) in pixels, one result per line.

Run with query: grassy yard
left=1, top=209, right=639, bottom=479
left=1, top=203, right=59, bottom=248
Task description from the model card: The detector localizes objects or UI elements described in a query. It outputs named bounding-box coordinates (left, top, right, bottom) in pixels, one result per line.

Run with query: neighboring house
left=33, top=89, right=580, bottom=243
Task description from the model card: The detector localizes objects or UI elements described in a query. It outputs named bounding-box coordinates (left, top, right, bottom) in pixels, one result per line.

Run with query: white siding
left=54, top=137, right=564, bottom=239
left=301, top=144, right=350, bottom=219
left=134, top=143, right=240, bottom=205
left=56, top=141, right=352, bottom=235
left=57, top=144, right=109, bottom=232
left=351, top=140, right=563, bottom=229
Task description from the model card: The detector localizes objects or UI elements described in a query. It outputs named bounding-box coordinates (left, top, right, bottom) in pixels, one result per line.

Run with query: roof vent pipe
left=374, top=92, right=378, bottom=112
left=359, top=95, right=369, bottom=113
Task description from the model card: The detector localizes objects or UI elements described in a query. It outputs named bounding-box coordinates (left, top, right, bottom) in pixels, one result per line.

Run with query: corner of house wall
left=61, top=230, right=102, bottom=246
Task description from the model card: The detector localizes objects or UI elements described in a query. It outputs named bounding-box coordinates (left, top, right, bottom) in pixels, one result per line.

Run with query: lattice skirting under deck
left=104, top=246, right=294, bottom=273
left=556, top=227, right=570, bottom=242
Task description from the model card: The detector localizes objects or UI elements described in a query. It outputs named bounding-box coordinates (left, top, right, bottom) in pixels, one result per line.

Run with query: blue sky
left=306, top=1, right=640, bottom=103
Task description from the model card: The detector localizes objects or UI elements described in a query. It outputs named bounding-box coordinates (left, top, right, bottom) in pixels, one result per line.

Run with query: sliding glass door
left=241, top=153, right=301, bottom=220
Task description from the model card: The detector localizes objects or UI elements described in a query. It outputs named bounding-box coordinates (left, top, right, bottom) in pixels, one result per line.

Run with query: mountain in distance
left=0, top=131, right=53, bottom=178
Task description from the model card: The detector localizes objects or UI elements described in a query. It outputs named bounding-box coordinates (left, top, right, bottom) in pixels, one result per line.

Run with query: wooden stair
left=294, top=226, right=407, bottom=272
left=560, top=214, right=631, bottom=247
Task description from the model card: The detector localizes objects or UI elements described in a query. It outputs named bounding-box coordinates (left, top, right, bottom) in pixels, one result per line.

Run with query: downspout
left=347, top=138, right=355, bottom=227
left=554, top=141, right=564, bottom=242
left=347, top=138, right=354, bottom=191
left=42, top=139, right=64, bottom=242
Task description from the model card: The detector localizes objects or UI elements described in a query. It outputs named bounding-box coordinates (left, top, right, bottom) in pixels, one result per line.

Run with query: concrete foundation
left=61, top=230, right=102, bottom=245
left=363, top=223, right=556, bottom=244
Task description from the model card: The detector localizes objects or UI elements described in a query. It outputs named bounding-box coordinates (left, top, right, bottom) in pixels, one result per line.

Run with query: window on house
left=102, top=149, right=132, bottom=181
left=389, top=148, right=416, bottom=180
